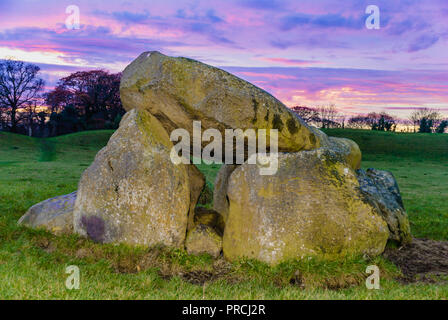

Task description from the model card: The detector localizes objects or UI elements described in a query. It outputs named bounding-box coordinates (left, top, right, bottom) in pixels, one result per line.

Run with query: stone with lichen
left=18, top=192, right=76, bottom=235
left=193, top=207, right=225, bottom=235
left=187, top=165, right=206, bottom=231
left=223, top=148, right=389, bottom=265
left=119, top=51, right=323, bottom=155
left=357, top=168, right=412, bottom=244
left=73, top=108, right=191, bottom=247
left=185, top=224, right=222, bottom=258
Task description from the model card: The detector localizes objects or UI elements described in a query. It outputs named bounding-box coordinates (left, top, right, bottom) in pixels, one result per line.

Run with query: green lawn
left=0, top=129, right=447, bottom=299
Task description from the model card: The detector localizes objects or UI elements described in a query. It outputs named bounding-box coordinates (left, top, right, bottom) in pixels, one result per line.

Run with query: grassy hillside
left=0, top=129, right=447, bottom=299
left=324, top=128, right=448, bottom=161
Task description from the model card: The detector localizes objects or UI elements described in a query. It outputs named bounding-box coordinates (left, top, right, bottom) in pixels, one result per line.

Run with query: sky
left=1, top=0, right=448, bottom=119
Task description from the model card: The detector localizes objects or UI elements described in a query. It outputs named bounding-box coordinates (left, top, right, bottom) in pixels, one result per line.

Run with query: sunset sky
left=1, top=0, right=447, bottom=118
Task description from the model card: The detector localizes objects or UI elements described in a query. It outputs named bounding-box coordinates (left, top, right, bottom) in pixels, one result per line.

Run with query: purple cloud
left=408, top=34, right=440, bottom=52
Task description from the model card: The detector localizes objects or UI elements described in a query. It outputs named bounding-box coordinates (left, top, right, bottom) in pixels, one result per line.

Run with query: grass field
left=0, top=129, right=447, bottom=299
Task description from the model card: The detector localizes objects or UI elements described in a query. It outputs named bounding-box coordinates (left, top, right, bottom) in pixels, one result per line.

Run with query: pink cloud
left=258, top=57, right=323, bottom=66
left=238, top=71, right=297, bottom=80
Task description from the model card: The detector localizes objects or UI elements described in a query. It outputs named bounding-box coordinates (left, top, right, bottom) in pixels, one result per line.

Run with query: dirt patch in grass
left=160, top=258, right=235, bottom=285
left=289, top=270, right=364, bottom=290
left=383, top=238, right=448, bottom=284
left=29, top=233, right=390, bottom=289
left=32, top=235, right=238, bottom=285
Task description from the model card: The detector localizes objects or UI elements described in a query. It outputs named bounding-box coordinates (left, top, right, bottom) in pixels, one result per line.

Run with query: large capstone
left=120, top=51, right=323, bottom=154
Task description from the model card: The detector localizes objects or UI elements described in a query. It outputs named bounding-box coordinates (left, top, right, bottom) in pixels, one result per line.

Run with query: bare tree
left=409, top=108, right=442, bottom=133
left=22, top=100, right=45, bottom=137
left=409, top=110, right=420, bottom=133
left=347, top=115, right=370, bottom=129
left=290, top=106, right=320, bottom=125
left=0, top=59, right=44, bottom=132
left=318, top=104, right=339, bottom=128
left=347, top=112, right=397, bottom=131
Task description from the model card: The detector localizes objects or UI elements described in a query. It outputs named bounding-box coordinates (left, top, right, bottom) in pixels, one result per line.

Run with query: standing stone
left=213, top=164, right=238, bottom=223
left=193, top=207, right=225, bottom=235
left=357, top=168, right=412, bottom=244
left=73, top=109, right=190, bottom=247
left=223, top=149, right=389, bottom=264
left=185, top=224, right=222, bottom=258
left=185, top=207, right=224, bottom=258
left=120, top=51, right=322, bottom=153
left=18, top=192, right=76, bottom=235
left=213, top=133, right=362, bottom=223
left=187, top=165, right=205, bottom=231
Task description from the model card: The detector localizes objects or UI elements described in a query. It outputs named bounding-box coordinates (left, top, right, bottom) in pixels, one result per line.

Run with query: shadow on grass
left=38, top=139, right=56, bottom=162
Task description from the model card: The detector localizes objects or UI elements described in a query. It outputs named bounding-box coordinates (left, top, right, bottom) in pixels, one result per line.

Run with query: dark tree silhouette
left=436, top=120, right=448, bottom=134
left=43, top=86, right=72, bottom=113
left=409, top=108, right=442, bottom=133
left=348, top=112, right=396, bottom=131
left=318, top=104, right=340, bottom=129
left=47, top=70, right=123, bottom=123
left=290, top=106, right=320, bottom=124
left=0, top=59, right=44, bottom=132
left=348, top=115, right=370, bottom=129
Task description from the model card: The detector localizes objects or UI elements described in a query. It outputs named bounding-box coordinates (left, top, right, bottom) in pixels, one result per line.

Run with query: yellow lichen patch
left=185, top=224, right=222, bottom=258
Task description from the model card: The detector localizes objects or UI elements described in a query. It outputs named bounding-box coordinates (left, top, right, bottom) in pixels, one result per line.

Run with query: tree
left=347, top=112, right=397, bottom=131
left=409, top=109, right=420, bottom=133
left=0, top=104, right=7, bottom=130
left=0, top=59, right=44, bottom=132
left=362, top=112, right=396, bottom=131
left=368, top=112, right=396, bottom=131
left=347, top=115, right=370, bottom=129
left=23, top=100, right=38, bottom=136
left=435, top=120, right=447, bottom=134
left=47, top=70, right=123, bottom=124
left=318, top=104, right=339, bottom=129
left=36, top=110, right=48, bottom=136
left=290, top=106, right=320, bottom=124
left=44, top=86, right=72, bottom=113
left=49, top=104, right=83, bottom=136
left=419, top=117, right=432, bottom=133
left=409, top=108, right=442, bottom=133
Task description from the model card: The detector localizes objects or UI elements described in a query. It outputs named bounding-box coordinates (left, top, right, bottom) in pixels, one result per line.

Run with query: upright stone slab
left=357, top=168, right=412, bottom=244
left=213, top=164, right=238, bottom=223
left=187, top=165, right=206, bottom=231
left=223, top=149, right=389, bottom=264
left=73, top=109, right=190, bottom=247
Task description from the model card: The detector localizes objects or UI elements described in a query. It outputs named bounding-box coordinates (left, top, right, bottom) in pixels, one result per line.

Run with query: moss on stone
left=272, top=114, right=284, bottom=131
left=286, top=118, right=299, bottom=135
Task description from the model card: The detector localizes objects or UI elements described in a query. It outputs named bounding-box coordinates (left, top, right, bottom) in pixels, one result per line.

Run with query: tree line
left=0, top=59, right=447, bottom=137
left=292, top=105, right=447, bottom=133
left=0, top=59, right=124, bottom=137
